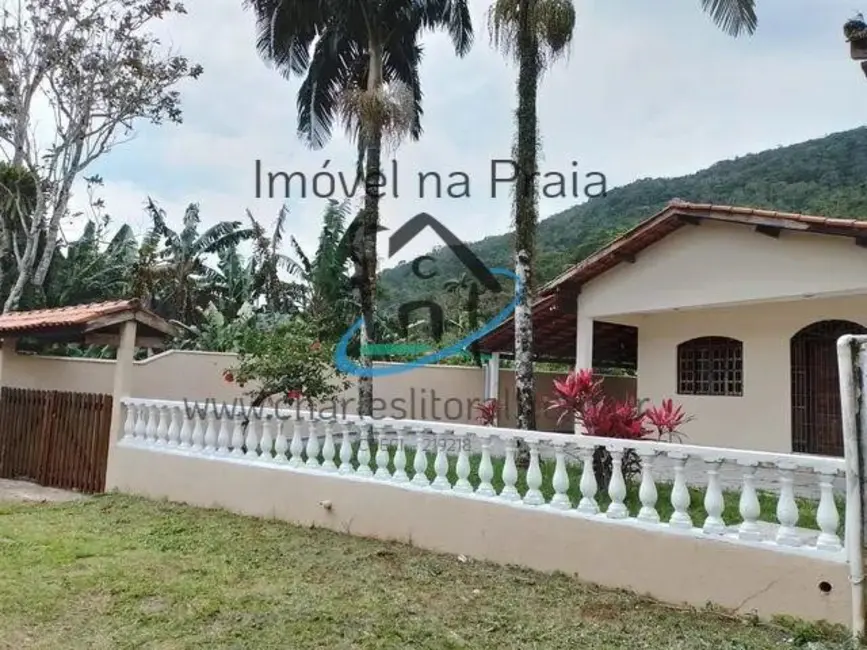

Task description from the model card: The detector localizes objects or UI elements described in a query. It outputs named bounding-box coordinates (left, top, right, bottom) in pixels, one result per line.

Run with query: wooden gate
left=0, top=387, right=112, bottom=493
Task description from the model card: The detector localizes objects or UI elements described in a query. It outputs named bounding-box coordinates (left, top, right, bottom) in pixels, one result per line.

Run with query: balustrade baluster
left=375, top=426, right=391, bottom=479
left=775, top=463, right=801, bottom=546
left=500, top=438, right=520, bottom=501
left=166, top=407, right=180, bottom=447
left=215, top=414, right=230, bottom=455
left=411, top=430, right=429, bottom=486
left=453, top=432, right=472, bottom=493
left=259, top=415, right=274, bottom=461
left=230, top=416, right=244, bottom=457
left=178, top=412, right=192, bottom=448
left=637, top=450, right=659, bottom=523
left=702, top=457, right=725, bottom=534
left=523, top=439, right=544, bottom=506
left=668, top=452, right=692, bottom=529
left=133, top=405, right=147, bottom=441
left=244, top=416, right=259, bottom=459
left=155, top=406, right=168, bottom=445
left=737, top=462, right=762, bottom=541
left=550, top=443, right=570, bottom=509
left=203, top=410, right=218, bottom=453
left=815, top=469, right=842, bottom=551
left=356, top=425, right=373, bottom=477
left=306, top=420, right=322, bottom=468
left=606, top=447, right=628, bottom=518
left=289, top=420, right=304, bottom=467
left=321, top=421, right=337, bottom=471
left=147, top=405, right=159, bottom=445
left=123, top=404, right=136, bottom=440
left=273, top=419, right=288, bottom=462
left=431, top=431, right=451, bottom=490
left=392, top=427, right=409, bottom=483
left=577, top=446, right=599, bottom=514
left=338, top=423, right=354, bottom=474
left=476, top=435, right=495, bottom=497
left=190, top=413, right=205, bottom=452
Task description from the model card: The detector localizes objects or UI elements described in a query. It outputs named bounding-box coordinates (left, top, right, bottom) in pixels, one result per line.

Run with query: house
left=478, top=199, right=867, bottom=456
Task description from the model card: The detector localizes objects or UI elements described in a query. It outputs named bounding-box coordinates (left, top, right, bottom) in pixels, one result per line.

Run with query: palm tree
left=144, top=199, right=253, bottom=324
left=243, top=0, right=473, bottom=416
left=43, top=221, right=136, bottom=307
left=489, top=0, right=757, bottom=431
left=246, top=206, right=305, bottom=313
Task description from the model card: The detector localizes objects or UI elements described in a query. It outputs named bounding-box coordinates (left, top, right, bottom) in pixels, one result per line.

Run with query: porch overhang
left=0, top=299, right=179, bottom=348
left=476, top=293, right=637, bottom=367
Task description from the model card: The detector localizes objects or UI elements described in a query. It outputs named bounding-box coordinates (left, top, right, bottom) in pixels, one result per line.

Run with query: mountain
left=378, top=126, right=867, bottom=315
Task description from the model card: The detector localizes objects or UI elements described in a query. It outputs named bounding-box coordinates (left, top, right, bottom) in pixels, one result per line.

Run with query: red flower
left=310, top=341, right=322, bottom=351
left=286, top=389, right=302, bottom=401
left=223, top=371, right=234, bottom=383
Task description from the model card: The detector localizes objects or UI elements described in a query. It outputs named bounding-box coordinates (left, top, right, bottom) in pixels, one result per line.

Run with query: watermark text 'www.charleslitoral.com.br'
left=182, top=391, right=510, bottom=424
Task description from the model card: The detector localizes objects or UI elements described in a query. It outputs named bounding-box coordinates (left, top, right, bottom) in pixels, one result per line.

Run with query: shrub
left=546, top=369, right=692, bottom=488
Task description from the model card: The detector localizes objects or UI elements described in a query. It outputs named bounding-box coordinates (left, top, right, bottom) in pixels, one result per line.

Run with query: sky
left=65, top=0, right=867, bottom=268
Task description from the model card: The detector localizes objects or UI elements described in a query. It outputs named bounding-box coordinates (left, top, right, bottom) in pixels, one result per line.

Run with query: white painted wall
left=631, top=296, right=867, bottom=452
left=578, top=221, right=867, bottom=318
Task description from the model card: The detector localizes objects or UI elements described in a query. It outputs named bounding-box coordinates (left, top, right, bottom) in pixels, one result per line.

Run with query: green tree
left=226, top=317, right=351, bottom=409
left=488, top=0, right=757, bottom=432
left=243, top=0, right=473, bottom=416
left=144, top=199, right=253, bottom=324
left=246, top=206, right=305, bottom=314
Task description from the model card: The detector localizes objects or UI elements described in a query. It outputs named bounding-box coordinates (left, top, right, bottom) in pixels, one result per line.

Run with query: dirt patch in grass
left=0, top=494, right=851, bottom=649
left=0, top=479, right=85, bottom=504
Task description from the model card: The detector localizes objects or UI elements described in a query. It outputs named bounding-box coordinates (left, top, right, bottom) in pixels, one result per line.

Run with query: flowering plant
left=546, top=368, right=692, bottom=487
left=474, top=398, right=498, bottom=426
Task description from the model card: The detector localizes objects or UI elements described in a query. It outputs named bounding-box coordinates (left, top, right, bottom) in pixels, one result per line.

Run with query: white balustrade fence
left=118, top=397, right=849, bottom=559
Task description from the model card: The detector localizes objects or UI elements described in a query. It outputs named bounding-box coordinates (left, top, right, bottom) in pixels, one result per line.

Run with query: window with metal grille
left=676, top=336, right=743, bottom=396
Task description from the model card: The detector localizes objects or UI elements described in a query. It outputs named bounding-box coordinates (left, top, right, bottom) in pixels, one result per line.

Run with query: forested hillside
left=378, top=126, right=867, bottom=313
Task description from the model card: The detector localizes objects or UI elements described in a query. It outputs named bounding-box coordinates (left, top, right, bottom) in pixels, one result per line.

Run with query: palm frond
left=699, top=0, right=757, bottom=37
left=271, top=204, right=289, bottom=253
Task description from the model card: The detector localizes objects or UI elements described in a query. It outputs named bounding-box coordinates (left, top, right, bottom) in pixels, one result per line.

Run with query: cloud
left=65, top=0, right=866, bottom=269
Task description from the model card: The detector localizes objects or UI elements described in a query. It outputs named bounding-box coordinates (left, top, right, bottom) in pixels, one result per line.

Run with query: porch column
left=575, top=313, right=593, bottom=372
left=489, top=352, right=500, bottom=425
left=104, top=320, right=137, bottom=490
left=575, top=313, right=592, bottom=435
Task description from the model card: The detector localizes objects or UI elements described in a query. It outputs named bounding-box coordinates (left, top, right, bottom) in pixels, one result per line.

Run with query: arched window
left=677, top=336, right=743, bottom=396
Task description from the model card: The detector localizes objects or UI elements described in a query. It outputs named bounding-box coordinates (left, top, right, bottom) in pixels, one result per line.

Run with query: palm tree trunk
left=358, top=38, right=384, bottom=418
left=514, top=0, right=539, bottom=435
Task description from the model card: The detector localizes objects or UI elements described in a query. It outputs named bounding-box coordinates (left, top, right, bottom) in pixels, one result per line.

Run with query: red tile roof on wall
left=0, top=299, right=144, bottom=334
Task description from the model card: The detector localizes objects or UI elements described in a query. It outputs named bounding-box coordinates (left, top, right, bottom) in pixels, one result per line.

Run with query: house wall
left=633, top=295, right=867, bottom=452
left=1, top=350, right=635, bottom=431
left=578, top=220, right=867, bottom=318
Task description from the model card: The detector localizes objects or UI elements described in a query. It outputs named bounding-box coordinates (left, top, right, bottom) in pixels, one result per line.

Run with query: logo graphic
left=334, top=212, right=521, bottom=377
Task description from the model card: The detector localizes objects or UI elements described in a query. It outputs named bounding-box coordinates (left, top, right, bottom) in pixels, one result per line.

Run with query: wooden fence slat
left=0, top=387, right=112, bottom=493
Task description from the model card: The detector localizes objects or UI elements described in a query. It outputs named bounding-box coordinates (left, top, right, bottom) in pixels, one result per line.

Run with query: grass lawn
left=0, top=494, right=851, bottom=649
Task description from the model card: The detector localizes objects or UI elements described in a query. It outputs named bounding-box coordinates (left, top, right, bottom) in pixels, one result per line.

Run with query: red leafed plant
left=582, top=398, right=648, bottom=439
left=644, top=398, right=692, bottom=443
left=547, top=369, right=603, bottom=425
left=474, top=399, right=498, bottom=426
left=546, top=368, right=692, bottom=487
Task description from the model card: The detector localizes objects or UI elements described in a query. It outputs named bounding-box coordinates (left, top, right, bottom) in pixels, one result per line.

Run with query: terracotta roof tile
left=0, top=299, right=141, bottom=334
